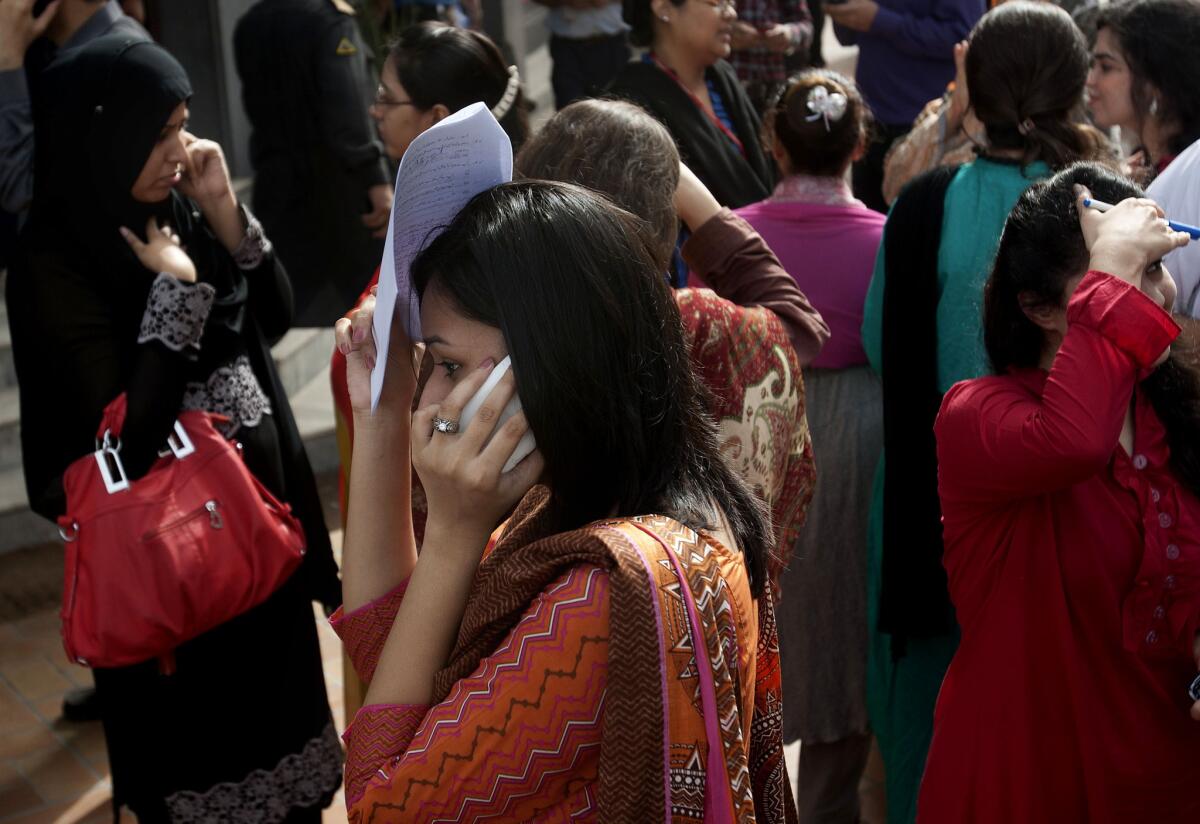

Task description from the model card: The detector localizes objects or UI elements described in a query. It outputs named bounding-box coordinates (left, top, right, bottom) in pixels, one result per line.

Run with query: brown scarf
left=431, top=486, right=667, bottom=821
left=431, top=485, right=796, bottom=823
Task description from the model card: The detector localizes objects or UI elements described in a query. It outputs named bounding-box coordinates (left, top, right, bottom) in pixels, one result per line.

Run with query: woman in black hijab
left=7, top=35, right=343, bottom=822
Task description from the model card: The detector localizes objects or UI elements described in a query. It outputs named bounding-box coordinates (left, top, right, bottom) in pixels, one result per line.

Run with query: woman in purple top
left=736, top=68, right=884, bottom=824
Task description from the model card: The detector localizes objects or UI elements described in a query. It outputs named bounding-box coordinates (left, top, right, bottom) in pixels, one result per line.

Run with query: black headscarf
left=28, top=34, right=250, bottom=346
left=28, top=35, right=192, bottom=275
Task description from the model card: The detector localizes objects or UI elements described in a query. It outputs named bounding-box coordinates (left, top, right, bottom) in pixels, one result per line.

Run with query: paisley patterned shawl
left=675, top=288, right=815, bottom=594
left=411, top=487, right=797, bottom=823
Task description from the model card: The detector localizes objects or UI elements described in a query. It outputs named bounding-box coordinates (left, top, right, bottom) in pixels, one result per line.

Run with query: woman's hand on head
left=334, top=286, right=421, bottom=417
left=120, top=217, right=196, bottom=283
left=411, top=361, right=544, bottom=547
left=1075, top=185, right=1189, bottom=288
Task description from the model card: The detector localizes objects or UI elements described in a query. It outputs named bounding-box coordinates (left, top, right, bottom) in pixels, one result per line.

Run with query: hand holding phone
left=457, top=356, right=536, bottom=473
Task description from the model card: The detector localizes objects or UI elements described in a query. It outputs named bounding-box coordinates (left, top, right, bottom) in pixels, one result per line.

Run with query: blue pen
left=1083, top=197, right=1200, bottom=240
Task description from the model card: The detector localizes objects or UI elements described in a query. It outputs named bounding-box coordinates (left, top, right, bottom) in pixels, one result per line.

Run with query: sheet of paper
left=370, top=102, right=513, bottom=410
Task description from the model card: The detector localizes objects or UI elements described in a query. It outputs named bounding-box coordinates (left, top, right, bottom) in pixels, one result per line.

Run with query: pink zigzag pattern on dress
left=415, top=657, right=607, bottom=808
left=424, top=692, right=607, bottom=822
left=405, top=566, right=608, bottom=756
left=354, top=565, right=610, bottom=817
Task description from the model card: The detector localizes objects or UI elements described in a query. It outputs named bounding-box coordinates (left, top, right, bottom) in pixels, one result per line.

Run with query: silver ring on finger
left=432, top=416, right=460, bottom=435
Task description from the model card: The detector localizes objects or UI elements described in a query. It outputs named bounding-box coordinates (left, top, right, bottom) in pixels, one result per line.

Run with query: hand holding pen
left=1082, top=196, right=1200, bottom=240
left=1075, top=185, right=1190, bottom=288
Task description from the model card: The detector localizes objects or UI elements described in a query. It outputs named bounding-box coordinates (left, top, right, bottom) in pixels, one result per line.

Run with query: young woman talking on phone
left=333, top=181, right=796, bottom=822
left=918, top=163, right=1200, bottom=823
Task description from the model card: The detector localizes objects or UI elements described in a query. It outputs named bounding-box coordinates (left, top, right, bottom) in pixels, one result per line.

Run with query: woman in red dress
left=919, top=162, right=1200, bottom=822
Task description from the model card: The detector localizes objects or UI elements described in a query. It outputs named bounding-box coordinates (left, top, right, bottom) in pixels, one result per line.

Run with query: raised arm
left=937, top=192, right=1188, bottom=503
left=0, top=0, right=59, bottom=214
left=334, top=564, right=609, bottom=821
left=335, top=300, right=420, bottom=612
left=937, top=270, right=1178, bottom=502
left=676, top=163, right=830, bottom=363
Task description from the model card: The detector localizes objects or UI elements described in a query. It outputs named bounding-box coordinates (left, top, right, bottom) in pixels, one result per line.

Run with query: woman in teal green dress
left=859, top=4, right=1114, bottom=821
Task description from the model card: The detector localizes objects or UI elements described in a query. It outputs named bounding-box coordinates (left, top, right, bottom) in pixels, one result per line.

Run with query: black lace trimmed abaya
left=7, top=35, right=343, bottom=823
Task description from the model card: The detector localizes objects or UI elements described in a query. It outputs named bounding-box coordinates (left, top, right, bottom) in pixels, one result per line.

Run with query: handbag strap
left=96, top=393, right=129, bottom=442
left=91, top=394, right=197, bottom=494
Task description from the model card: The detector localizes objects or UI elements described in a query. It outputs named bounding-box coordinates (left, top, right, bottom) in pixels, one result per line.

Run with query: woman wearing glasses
left=367, top=21, right=528, bottom=163
left=610, top=0, right=776, bottom=209
left=331, top=20, right=527, bottom=568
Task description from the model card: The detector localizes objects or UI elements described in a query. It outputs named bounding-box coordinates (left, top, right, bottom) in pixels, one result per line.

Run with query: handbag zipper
left=142, top=499, right=223, bottom=539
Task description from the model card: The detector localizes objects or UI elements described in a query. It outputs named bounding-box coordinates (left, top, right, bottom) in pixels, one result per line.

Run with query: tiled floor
left=0, top=605, right=348, bottom=824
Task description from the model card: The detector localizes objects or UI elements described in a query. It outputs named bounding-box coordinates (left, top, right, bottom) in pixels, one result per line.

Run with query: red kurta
left=920, top=271, right=1200, bottom=823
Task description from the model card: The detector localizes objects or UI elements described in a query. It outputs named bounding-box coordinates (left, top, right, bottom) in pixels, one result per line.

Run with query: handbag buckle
left=165, top=421, right=195, bottom=459
left=94, top=430, right=129, bottom=494
left=157, top=420, right=195, bottom=459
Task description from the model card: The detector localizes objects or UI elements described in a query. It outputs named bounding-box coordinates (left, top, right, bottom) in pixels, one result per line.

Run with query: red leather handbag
left=57, top=394, right=307, bottom=668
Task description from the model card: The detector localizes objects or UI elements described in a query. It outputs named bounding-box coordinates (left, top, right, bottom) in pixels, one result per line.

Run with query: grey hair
left=515, top=98, right=682, bottom=272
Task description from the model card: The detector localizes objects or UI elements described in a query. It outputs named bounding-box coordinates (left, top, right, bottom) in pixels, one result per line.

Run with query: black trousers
left=852, top=121, right=911, bottom=214
left=549, top=32, right=630, bottom=110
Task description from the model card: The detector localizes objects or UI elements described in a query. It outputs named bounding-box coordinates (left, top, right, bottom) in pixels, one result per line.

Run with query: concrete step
left=291, top=362, right=338, bottom=477
left=0, top=300, right=13, bottom=391
left=273, top=327, right=334, bottom=399
left=0, top=383, right=16, bottom=473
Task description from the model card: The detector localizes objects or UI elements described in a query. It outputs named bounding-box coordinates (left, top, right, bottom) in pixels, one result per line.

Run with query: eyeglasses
left=373, top=86, right=417, bottom=109
left=698, top=0, right=737, bottom=12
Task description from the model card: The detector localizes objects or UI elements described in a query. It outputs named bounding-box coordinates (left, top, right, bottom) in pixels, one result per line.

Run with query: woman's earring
left=660, top=14, right=669, bottom=21
left=1150, top=97, right=1160, bottom=117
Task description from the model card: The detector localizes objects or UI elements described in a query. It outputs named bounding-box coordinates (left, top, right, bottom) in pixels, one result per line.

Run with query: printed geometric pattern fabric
left=333, top=490, right=796, bottom=822
left=677, top=289, right=816, bottom=595
left=329, top=581, right=409, bottom=683
left=633, top=516, right=759, bottom=824
left=727, top=0, right=811, bottom=85
left=342, top=706, right=424, bottom=807
left=749, top=578, right=793, bottom=824
left=338, top=562, right=610, bottom=822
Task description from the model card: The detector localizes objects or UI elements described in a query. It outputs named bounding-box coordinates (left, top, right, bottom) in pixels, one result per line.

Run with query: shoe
left=61, top=685, right=101, bottom=722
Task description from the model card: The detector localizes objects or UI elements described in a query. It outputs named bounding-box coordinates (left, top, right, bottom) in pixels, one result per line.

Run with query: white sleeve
left=1148, top=140, right=1200, bottom=317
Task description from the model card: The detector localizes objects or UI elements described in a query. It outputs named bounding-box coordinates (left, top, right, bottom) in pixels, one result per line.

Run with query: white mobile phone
left=458, top=356, right=537, bottom=472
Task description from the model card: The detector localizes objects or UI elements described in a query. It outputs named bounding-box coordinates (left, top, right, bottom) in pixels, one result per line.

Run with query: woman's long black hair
left=411, top=181, right=772, bottom=596
left=984, top=162, right=1200, bottom=498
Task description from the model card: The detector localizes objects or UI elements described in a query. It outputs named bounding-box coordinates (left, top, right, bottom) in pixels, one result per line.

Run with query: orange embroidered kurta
left=331, top=516, right=792, bottom=823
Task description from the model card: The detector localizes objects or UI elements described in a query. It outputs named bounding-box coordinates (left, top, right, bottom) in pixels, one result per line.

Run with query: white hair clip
left=491, top=65, right=520, bottom=120
left=805, top=85, right=848, bottom=132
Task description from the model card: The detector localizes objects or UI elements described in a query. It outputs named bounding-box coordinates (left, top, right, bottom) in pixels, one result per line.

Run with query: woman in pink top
left=736, top=68, right=884, bottom=823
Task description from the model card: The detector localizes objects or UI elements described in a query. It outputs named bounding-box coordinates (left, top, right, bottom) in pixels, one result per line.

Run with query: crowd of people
left=2, top=0, right=1200, bottom=821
